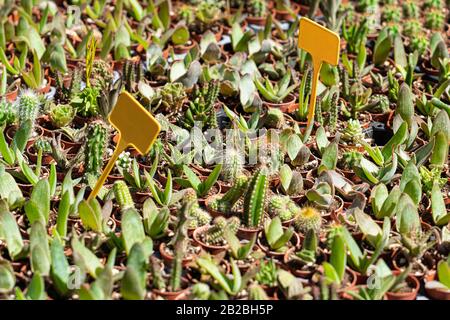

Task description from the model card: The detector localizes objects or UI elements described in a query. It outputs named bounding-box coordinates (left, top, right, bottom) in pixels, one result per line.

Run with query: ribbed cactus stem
left=329, top=91, right=338, bottom=133
left=243, top=168, right=268, bottom=229
left=222, top=149, right=244, bottom=183
left=18, top=89, right=40, bottom=129
left=85, top=121, right=108, bottom=177
left=113, top=180, right=135, bottom=211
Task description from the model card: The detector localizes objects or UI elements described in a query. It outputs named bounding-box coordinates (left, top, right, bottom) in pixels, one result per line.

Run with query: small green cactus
left=242, top=168, right=268, bottom=229
left=343, top=151, right=363, bottom=169
left=221, top=148, right=244, bottom=183
left=209, top=175, right=248, bottom=213
left=113, top=180, right=135, bottom=212
left=294, top=206, right=322, bottom=234
left=204, top=216, right=240, bottom=246
left=183, top=188, right=212, bottom=229
left=425, top=8, right=445, bottom=30
left=315, top=97, right=323, bottom=125
left=268, top=195, right=299, bottom=222
left=265, top=108, right=285, bottom=129
left=367, top=94, right=390, bottom=114
left=90, top=59, right=113, bottom=91
left=18, top=89, right=40, bottom=128
left=84, top=121, right=108, bottom=177
left=35, top=138, right=52, bottom=153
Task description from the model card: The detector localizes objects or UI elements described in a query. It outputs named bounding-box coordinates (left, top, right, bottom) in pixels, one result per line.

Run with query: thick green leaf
left=71, top=237, right=103, bottom=278
left=122, top=208, right=146, bottom=255
left=0, top=202, right=23, bottom=259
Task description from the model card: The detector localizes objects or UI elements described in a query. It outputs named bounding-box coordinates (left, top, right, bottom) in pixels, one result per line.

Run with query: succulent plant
left=425, top=8, right=445, bottom=30
left=116, top=151, right=132, bottom=171
left=84, top=121, right=108, bottom=177
left=183, top=188, right=211, bottom=229
left=264, top=108, right=285, bottom=129
left=294, top=206, right=322, bottom=234
left=90, top=59, right=113, bottom=90
left=402, top=1, right=420, bottom=19
left=179, top=5, right=195, bottom=25
left=48, top=103, right=75, bottom=128
left=71, top=86, right=100, bottom=117
left=268, top=195, right=299, bottom=222
left=342, top=119, right=364, bottom=143
left=410, top=33, right=428, bottom=55
left=209, top=174, right=248, bottom=213
left=403, top=19, right=422, bottom=38
left=150, top=83, right=186, bottom=115
left=242, top=168, right=268, bottom=229
left=221, top=148, right=244, bottom=184
left=179, top=80, right=219, bottom=130
left=0, top=98, right=16, bottom=126
left=367, top=94, right=390, bottom=114
left=34, top=138, right=52, bottom=153
left=343, top=150, right=363, bottom=169
left=18, top=89, right=40, bottom=129
left=204, top=216, right=240, bottom=246
left=113, top=180, right=135, bottom=212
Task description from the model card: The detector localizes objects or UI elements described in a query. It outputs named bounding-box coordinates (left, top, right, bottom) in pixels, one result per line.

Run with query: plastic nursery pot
left=262, top=93, right=297, bottom=113
left=257, top=228, right=301, bottom=258
left=384, top=273, right=420, bottom=301
left=192, top=225, right=229, bottom=255
left=159, top=242, right=198, bottom=268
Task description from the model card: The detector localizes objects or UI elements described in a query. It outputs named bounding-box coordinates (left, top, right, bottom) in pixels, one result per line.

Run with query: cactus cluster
left=268, top=195, right=299, bottom=222
left=209, top=175, right=248, bottom=213
left=183, top=188, right=211, bottom=229
left=265, top=108, right=285, bottom=129
left=425, top=8, right=445, bottom=30
left=221, top=148, right=244, bottom=183
left=180, top=80, right=219, bottom=130
left=0, top=98, right=16, bottom=127
left=122, top=60, right=143, bottom=93
left=204, top=216, right=240, bottom=246
left=152, top=83, right=186, bottom=115
left=84, top=121, right=108, bottom=177
left=113, top=180, right=135, bottom=212
left=294, top=206, right=322, bottom=234
left=90, top=59, right=113, bottom=90
left=242, top=168, right=268, bottom=229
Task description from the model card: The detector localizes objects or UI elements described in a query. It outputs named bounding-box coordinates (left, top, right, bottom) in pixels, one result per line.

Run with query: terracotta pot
left=159, top=242, right=196, bottom=267
left=263, top=93, right=297, bottom=113
left=26, top=145, right=54, bottom=165
left=173, top=40, right=197, bottom=55
left=246, top=15, right=268, bottom=26
left=6, top=125, right=44, bottom=149
left=204, top=195, right=226, bottom=218
left=273, top=2, right=300, bottom=21
left=192, top=225, right=228, bottom=255
left=385, top=273, right=420, bottom=300
left=152, top=287, right=189, bottom=300
left=257, top=228, right=300, bottom=258
left=425, top=271, right=450, bottom=300
left=237, top=225, right=263, bottom=241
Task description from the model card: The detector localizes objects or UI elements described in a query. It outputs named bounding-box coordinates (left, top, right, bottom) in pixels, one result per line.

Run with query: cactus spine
left=113, top=180, right=135, bottom=212
left=268, top=195, right=299, bottom=222
left=85, top=121, right=108, bottom=177
left=242, top=168, right=268, bottom=229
